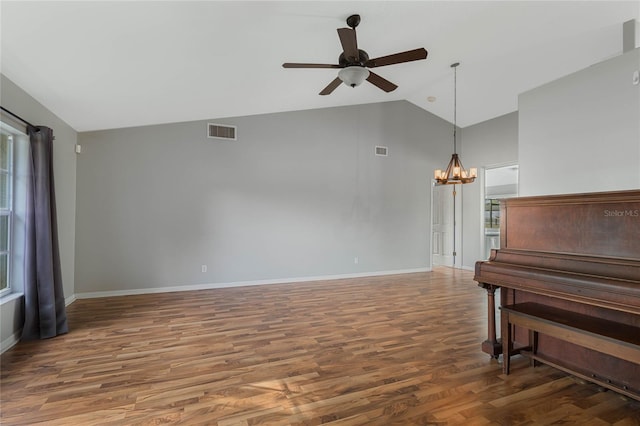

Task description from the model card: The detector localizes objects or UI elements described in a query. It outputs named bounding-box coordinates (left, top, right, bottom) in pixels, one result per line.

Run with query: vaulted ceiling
left=1, top=1, right=638, bottom=132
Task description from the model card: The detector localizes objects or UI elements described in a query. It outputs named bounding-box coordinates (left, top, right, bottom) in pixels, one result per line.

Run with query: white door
left=432, top=184, right=455, bottom=267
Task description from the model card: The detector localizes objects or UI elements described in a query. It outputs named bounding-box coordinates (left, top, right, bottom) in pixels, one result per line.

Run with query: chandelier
left=434, top=62, right=477, bottom=185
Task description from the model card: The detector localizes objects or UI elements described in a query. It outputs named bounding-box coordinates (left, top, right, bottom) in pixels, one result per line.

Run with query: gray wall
left=457, top=48, right=640, bottom=270
left=0, top=74, right=77, bottom=347
left=75, top=101, right=452, bottom=295
left=519, top=48, right=640, bottom=196
left=459, top=112, right=519, bottom=270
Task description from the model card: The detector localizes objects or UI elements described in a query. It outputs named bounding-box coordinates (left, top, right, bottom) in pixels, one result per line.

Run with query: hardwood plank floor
left=1, top=268, right=639, bottom=425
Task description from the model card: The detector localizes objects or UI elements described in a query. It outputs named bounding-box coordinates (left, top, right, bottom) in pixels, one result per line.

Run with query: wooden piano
left=474, top=189, right=640, bottom=401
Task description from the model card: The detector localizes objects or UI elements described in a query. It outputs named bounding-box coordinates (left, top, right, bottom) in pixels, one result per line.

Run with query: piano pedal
left=570, top=376, right=588, bottom=385
left=592, top=378, right=609, bottom=393
left=569, top=374, right=618, bottom=395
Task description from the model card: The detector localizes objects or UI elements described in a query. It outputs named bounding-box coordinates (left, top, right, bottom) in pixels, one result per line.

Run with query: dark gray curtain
left=22, top=126, right=68, bottom=340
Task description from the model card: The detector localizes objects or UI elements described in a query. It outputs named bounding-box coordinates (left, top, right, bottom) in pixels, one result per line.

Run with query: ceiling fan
left=282, top=14, right=428, bottom=96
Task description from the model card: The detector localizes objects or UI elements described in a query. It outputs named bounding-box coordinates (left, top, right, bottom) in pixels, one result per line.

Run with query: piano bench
left=500, top=302, right=640, bottom=376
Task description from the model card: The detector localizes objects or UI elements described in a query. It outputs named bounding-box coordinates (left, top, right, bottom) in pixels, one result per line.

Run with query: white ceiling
left=1, top=1, right=638, bottom=132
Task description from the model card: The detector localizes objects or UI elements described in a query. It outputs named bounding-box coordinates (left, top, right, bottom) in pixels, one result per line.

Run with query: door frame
left=430, top=180, right=457, bottom=268
left=481, top=162, right=519, bottom=260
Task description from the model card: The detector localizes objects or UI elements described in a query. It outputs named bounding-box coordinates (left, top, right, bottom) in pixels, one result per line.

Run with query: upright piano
left=474, top=189, right=640, bottom=400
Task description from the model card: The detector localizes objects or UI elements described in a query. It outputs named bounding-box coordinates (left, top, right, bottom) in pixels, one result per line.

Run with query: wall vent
left=208, top=123, right=237, bottom=140
left=375, top=146, right=388, bottom=156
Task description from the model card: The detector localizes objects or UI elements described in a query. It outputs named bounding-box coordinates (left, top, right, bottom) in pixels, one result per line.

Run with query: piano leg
left=529, top=329, right=540, bottom=367
left=502, top=307, right=512, bottom=374
left=479, top=283, right=502, bottom=358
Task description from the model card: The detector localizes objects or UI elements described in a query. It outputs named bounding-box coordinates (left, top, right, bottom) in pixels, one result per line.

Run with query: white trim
left=0, top=269, right=432, bottom=353
left=74, top=267, right=432, bottom=299
left=0, top=293, right=22, bottom=354
left=1, top=329, right=21, bottom=354
left=0, top=117, right=27, bottom=136
left=1, top=130, right=14, bottom=297
left=0, top=294, right=78, bottom=354
left=65, top=294, right=76, bottom=306
left=0, top=291, right=22, bottom=305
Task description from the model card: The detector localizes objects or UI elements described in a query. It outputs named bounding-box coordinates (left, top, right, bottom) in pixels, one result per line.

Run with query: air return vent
left=375, top=146, right=388, bottom=156
left=207, top=123, right=237, bottom=140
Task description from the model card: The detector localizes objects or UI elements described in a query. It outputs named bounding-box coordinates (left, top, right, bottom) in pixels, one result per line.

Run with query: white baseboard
left=0, top=330, right=22, bottom=354
left=1, top=294, right=80, bottom=354
left=1, top=268, right=433, bottom=353
left=74, top=267, right=432, bottom=300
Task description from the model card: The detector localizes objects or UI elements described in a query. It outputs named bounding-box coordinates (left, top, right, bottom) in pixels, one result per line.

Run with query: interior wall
left=459, top=112, right=519, bottom=270
left=0, top=74, right=77, bottom=348
left=75, top=100, right=452, bottom=295
left=519, top=48, right=640, bottom=196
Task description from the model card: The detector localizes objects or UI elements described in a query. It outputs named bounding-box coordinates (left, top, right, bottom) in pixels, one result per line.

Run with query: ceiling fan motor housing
left=339, top=50, right=369, bottom=67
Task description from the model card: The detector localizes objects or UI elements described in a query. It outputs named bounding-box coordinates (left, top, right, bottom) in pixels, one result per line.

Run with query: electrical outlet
left=354, top=257, right=359, bottom=264
left=201, top=265, right=207, bottom=273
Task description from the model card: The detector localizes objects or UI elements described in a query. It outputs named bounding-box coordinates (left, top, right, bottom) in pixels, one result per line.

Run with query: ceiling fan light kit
left=338, top=66, right=370, bottom=87
left=282, top=14, right=428, bottom=95
left=434, top=62, right=477, bottom=185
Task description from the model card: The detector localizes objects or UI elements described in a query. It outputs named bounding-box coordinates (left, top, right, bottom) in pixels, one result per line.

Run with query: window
left=0, top=130, right=13, bottom=296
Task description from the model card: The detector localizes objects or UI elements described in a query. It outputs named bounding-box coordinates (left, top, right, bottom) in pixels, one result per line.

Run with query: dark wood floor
left=2, top=268, right=639, bottom=425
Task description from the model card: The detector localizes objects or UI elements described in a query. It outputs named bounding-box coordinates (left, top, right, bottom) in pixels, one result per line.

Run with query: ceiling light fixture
left=338, top=66, right=370, bottom=87
left=434, top=62, right=477, bottom=185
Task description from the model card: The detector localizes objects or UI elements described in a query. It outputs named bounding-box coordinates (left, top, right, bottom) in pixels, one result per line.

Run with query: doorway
left=432, top=183, right=455, bottom=267
left=483, top=164, right=519, bottom=259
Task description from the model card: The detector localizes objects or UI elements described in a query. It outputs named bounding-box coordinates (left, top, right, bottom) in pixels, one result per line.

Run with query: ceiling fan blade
left=319, top=77, right=343, bottom=96
left=366, top=72, right=398, bottom=93
left=283, top=63, right=341, bottom=69
left=337, top=28, right=359, bottom=62
left=365, top=48, right=428, bottom=68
